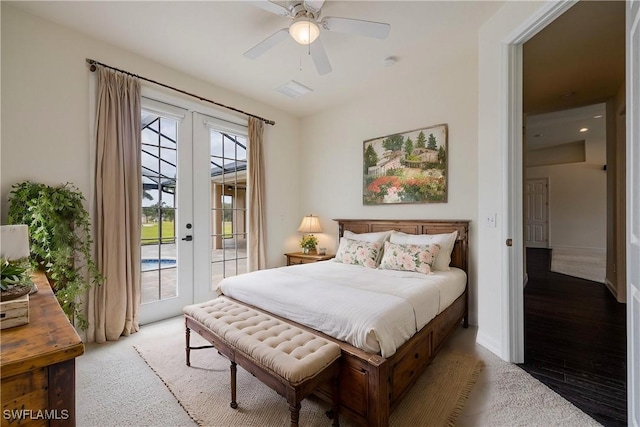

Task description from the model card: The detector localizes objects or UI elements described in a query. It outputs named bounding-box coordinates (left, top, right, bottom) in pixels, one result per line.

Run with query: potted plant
left=7, top=181, right=103, bottom=329
left=300, top=235, right=318, bottom=254
left=0, top=257, right=33, bottom=302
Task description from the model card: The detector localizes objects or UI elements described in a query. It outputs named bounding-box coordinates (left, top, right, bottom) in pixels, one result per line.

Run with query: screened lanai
left=140, top=111, right=248, bottom=304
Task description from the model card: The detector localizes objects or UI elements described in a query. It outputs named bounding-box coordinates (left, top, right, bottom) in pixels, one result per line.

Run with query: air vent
left=276, top=80, right=313, bottom=98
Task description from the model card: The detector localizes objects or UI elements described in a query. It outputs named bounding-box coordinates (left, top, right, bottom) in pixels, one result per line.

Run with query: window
left=209, top=129, right=248, bottom=286
left=140, top=112, right=179, bottom=303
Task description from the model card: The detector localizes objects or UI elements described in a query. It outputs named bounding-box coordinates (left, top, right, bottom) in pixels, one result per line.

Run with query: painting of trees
left=404, top=137, right=414, bottom=156
left=364, top=144, right=379, bottom=172
left=416, top=131, right=427, bottom=149
left=427, top=133, right=438, bottom=150
left=363, top=123, right=448, bottom=205
left=382, top=134, right=404, bottom=152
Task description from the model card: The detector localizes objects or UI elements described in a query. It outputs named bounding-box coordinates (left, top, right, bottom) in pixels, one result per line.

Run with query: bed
left=215, top=219, right=469, bottom=427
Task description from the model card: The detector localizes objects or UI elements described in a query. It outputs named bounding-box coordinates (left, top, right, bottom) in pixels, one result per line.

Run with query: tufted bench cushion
left=183, top=296, right=341, bottom=385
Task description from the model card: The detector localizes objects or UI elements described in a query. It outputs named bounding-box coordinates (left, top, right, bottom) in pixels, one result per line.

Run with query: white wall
left=0, top=4, right=300, bottom=269
left=299, top=22, right=481, bottom=324
left=477, top=1, right=549, bottom=358
left=526, top=133, right=607, bottom=250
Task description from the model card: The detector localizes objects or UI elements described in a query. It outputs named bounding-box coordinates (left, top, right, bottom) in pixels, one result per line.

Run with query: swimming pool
left=141, top=258, right=177, bottom=272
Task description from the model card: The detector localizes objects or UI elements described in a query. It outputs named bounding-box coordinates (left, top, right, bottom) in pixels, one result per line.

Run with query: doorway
left=517, top=1, right=627, bottom=425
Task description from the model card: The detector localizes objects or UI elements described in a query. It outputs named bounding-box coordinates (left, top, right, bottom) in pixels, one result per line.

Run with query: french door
left=139, top=98, right=249, bottom=323
left=139, top=99, right=194, bottom=324
left=193, top=113, right=249, bottom=303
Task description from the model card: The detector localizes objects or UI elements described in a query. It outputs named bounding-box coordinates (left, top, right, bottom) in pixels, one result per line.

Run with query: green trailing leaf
left=7, top=181, right=103, bottom=330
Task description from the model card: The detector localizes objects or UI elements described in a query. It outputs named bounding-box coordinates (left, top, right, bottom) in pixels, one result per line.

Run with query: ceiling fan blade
left=247, top=1, right=290, bottom=17
left=244, top=28, right=290, bottom=59
left=309, top=38, right=332, bottom=75
left=303, top=0, right=325, bottom=14
left=321, top=16, right=390, bottom=39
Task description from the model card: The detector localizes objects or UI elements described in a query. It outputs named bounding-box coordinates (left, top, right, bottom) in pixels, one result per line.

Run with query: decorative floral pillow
left=378, top=241, right=441, bottom=275
left=334, top=237, right=382, bottom=268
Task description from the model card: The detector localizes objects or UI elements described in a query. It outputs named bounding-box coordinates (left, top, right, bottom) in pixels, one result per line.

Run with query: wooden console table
left=1, top=272, right=84, bottom=426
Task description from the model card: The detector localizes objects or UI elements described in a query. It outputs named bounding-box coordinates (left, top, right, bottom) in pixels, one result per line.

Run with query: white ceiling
left=8, top=0, right=624, bottom=147
left=522, top=1, right=624, bottom=152
left=525, top=103, right=606, bottom=151
left=9, top=0, right=504, bottom=117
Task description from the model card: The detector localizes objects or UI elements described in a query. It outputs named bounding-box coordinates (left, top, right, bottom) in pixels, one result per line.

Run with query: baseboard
left=604, top=278, right=627, bottom=303
left=550, top=245, right=606, bottom=253
left=604, top=278, right=617, bottom=296
left=525, top=244, right=549, bottom=249
left=476, top=329, right=503, bottom=360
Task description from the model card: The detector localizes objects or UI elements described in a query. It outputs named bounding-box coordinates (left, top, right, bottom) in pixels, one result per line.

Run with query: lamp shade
left=297, top=215, right=322, bottom=233
left=289, top=18, right=320, bottom=45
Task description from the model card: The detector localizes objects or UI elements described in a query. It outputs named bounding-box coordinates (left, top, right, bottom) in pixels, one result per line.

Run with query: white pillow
left=389, top=230, right=457, bottom=271
left=343, top=230, right=392, bottom=245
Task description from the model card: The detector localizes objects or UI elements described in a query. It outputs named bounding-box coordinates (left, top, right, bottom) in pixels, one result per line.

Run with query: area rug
left=135, top=331, right=482, bottom=427
left=550, top=247, right=605, bottom=283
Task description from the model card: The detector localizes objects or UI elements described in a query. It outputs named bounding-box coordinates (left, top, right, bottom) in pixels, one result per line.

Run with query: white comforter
left=217, top=261, right=466, bottom=358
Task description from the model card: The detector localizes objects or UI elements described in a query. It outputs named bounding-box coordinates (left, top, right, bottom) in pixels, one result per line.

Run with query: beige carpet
left=550, top=247, right=606, bottom=283
left=135, top=331, right=482, bottom=427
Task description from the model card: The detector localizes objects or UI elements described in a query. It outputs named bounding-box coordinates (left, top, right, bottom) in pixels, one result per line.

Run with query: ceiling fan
left=244, top=0, right=391, bottom=75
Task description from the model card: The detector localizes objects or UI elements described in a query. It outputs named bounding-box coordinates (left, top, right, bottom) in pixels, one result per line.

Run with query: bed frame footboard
left=313, top=289, right=466, bottom=427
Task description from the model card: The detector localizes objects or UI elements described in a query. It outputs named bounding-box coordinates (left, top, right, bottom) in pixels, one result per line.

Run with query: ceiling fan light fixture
left=289, top=18, right=320, bottom=45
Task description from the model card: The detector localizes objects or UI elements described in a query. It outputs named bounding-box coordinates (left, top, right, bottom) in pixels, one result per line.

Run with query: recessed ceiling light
left=276, top=80, right=313, bottom=98
left=579, top=127, right=589, bottom=133
left=593, top=115, right=603, bottom=119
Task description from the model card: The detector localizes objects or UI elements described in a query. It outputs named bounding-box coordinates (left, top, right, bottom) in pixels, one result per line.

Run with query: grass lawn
left=141, top=221, right=233, bottom=244
left=141, top=221, right=175, bottom=244
left=222, top=221, right=232, bottom=238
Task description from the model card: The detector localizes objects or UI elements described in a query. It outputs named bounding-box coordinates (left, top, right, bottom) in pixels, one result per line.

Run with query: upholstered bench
left=183, top=297, right=341, bottom=427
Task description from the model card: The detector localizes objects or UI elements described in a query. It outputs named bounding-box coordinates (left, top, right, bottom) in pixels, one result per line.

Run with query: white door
left=193, top=113, right=249, bottom=303
left=626, top=1, right=640, bottom=425
left=525, top=178, right=549, bottom=248
left=139, top=99, right=194, bottom=324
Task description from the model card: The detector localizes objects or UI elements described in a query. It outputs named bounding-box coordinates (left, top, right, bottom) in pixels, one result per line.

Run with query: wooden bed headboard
left=334, top=219, right=469, bottom=273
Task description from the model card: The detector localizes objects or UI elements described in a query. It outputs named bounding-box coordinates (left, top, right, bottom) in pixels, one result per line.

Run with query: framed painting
left=363, top=124, right=448, bottom=205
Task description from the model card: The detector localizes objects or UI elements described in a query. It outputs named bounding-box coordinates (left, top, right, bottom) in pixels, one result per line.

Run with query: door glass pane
left=141, top=114, right=178, bottom=303
left=209, top=130, right=247, bottom=289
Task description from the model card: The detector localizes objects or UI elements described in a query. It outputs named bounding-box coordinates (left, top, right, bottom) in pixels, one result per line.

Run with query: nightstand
left=285, top=252, right=335, bottom=266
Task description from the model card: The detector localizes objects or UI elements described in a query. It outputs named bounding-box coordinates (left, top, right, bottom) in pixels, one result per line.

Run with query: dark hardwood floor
left=520, top=248, right=627, bottom=427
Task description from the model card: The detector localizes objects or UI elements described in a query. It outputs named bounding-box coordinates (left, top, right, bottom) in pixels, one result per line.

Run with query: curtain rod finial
left=86, top=58, right=97, bottom=72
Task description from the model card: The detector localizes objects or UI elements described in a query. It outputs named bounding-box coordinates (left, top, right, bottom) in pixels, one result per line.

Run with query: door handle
left=182, top=235, right=193, bottom=242
left=506, top=238, right=512, bottom=247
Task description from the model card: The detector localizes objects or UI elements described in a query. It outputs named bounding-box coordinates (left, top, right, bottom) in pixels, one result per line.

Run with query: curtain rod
left=86, top=58, right=275, bottom=126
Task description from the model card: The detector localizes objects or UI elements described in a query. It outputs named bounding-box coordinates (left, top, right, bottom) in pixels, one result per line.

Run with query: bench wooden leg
left=289, top=402, right=301, bottom=427
left=230, top=362, right=238, bottom=409
left=185, top=324, right=215, bottom=367
left=185, top=327, right=191, bottom=367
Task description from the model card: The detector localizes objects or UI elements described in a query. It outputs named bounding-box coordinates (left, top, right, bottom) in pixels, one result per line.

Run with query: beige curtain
left=88, top=67, right=142, bottom=343
left=248, top=117, right=266, bottom=271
